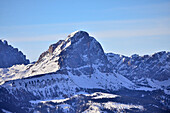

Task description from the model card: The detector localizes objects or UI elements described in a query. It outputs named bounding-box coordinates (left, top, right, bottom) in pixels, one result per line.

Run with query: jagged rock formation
left=0, top=31, right=169, bottom=113
left=30, top=31, right=112, bottom=76
left=0, top=39, right=30, bottom=68
left=106, top=51, right=170, bottom=87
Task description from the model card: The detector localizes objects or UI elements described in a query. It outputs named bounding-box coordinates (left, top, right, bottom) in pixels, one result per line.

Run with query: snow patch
left=1, top=109, right=12, bottom=113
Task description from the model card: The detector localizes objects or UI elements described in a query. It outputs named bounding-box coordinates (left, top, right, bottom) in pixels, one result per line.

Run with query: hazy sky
left=0, top=0, right=170, bottom=61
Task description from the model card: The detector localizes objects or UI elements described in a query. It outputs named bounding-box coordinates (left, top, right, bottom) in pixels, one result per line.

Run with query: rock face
left=33, top=31, right=112, bottom=76
left=0, top=39, right=30, bottom=68
left=0, top=31, right=170, bottom=113
left=106, top=51, right=170, bottom=84
left=57, top=31, right=111, bottom=73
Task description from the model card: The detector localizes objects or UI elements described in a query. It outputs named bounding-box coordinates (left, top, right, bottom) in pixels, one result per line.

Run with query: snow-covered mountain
left=0, top=39, right=30, bottom=68
left=106, top=51, right=170, bottom=81
left=106, top=52, right=170, bottom=94
left=28, top=31, right=112, bottom=76
left=0, top=31, right=169, bottom=113
left=0, top=31, right=134, bottom=89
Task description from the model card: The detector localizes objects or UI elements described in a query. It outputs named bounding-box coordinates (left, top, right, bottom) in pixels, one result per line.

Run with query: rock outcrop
left=0, top=39, right=30, bottom=68
left=33, top=31, right=112, bottom=76
left=0, top=31, right=169, bottom=113
left=106, top=51, right=170, bottom=81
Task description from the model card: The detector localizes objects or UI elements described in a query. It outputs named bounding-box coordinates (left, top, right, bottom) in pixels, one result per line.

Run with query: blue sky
left=0, top=0, right=170, bottom=61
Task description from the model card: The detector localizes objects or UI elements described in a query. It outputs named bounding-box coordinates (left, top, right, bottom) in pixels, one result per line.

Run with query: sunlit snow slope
left=0, top=31, right=170, bottom=113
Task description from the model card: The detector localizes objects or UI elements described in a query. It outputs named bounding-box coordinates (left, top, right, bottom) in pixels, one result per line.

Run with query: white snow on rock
left=1, top=109, right=12, bottom=113
left=0, top=64, right=29, bottom=84
left=0, top=31, right=169, bottom=97
left=29, top=92, right=144, bottom=113
left=30, top=98, right=70, bottom=104
left=90, top=92, right=119, bottom=99
left=68, top=30, right=80, bottom=38
left=29, top=92, right=118, bottom=105
left=59, top=104, right=73, bottom=112
left=1, top=39, right=8, bottom=45
left=103, top=102, right=144, bottom=111
left=83, top=102, right=144, bottom=113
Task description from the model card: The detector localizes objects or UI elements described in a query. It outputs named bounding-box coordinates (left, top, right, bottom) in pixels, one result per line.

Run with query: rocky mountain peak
left=106, top=51, right=170, bottom=81
left=0, top=33, right=170, bottom=113
left=0, top=40, right=30, bottom=68
left=0, top=39, right=8, bottom=45
left=48, top=40, right=64, bottom=54
left=34, top=31, right=112, bottom=75
left=44, top=31, right=89, bottom=55
left=66, top=30, right=89, bottom=42
left=58, top=31, right=110, bottom=69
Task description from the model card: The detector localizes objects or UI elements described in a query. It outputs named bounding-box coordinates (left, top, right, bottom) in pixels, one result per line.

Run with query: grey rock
left=0, top=39, right=30, bottom=68
left=106, top=51, right=170, bottom=81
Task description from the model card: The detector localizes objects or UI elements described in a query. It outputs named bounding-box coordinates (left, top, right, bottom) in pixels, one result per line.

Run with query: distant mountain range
left=0, top=31, right=169, bottom=113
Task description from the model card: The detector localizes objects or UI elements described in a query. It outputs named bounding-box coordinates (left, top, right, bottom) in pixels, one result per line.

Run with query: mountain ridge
left=106, top=51, right=170, bottom=81
left=0, top=39, right=30, bottom=68
left=0, top=31, right=170, bottom=113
